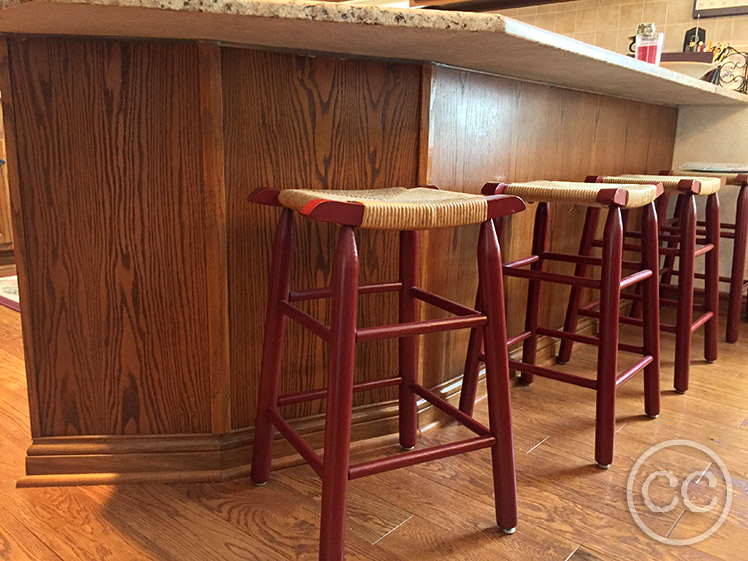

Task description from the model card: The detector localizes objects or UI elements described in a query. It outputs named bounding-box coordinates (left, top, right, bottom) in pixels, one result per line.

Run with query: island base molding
left=16, top=371, right=490, bottom=487
left=15, top=332, right=583, bottom=487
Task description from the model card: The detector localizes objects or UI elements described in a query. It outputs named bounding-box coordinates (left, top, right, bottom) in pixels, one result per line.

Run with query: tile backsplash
left=497, top=0, right=748, bottom=55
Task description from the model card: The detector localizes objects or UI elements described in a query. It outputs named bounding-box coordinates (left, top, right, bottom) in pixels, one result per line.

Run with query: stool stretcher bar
left=509, top=354, right=653, bottom=391
left=577, top=306, right=678, bottom=333
left=348, top=435, right=496, bottom=480
left=534, top=327, right=644, bottom=355
left=289, top=281, right=402, bottom=302
left=277, top=377, right=402, bottom=407
left=410, top=383, right=491, bottom=437
left=279, top=301, right=331, bottom=341
left=541, top=251, right=642, bottom=271
left=410, top=287, right=481, bottom=317
left=502, top=267, right=601, bottom=288
left=266, top=409, right=324, bottom=478
left=357, top=314, right=487, bottom=342
left=508, top=360, right=597, bottom=389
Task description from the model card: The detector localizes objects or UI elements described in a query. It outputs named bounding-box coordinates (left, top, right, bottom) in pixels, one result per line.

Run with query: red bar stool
left=559, top=174, right=722, bottom=394
left=249, top=186, right=525, bottom=560
left=661, top=170, right=748, bottom=343
left=461, top=179, right=662, bottom=469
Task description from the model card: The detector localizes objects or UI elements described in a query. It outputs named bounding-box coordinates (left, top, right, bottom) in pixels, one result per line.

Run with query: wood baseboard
left=17, top=319, right=597, bottom=488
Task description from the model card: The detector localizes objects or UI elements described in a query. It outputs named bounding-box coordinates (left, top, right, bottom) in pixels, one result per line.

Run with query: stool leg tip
left=646, top=414, right=659, bottom=419
left=706, top=359, right=715, bottom=364
left=401, top=445, right=415, bottom=451
left=252, top=480, right=268, bottom=487
left=500, top=527, right=517, bottom=535
left=674, top=389, right=686, bottom=395
left=556, top=358, right=568, bottom=365
left=596, top=463, right=611, bottom=470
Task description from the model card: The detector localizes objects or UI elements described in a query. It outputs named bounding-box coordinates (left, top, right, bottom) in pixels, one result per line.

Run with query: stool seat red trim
left=250, top=186, right=524, bottom=560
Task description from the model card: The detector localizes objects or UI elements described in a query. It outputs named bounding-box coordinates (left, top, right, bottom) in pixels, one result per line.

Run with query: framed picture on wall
left=694, top=0, right=748, bottom=18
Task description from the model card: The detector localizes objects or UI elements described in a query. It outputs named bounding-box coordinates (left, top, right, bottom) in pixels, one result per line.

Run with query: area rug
left=0, top=275, right=20, bottom=312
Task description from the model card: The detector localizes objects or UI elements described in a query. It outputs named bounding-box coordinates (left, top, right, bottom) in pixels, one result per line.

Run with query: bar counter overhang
left=1, top=0, right=745, bottom=486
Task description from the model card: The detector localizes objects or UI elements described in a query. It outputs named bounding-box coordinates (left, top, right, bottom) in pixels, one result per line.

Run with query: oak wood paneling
left=420, top=64, right=678, bottom=390
left=222, top=48, right=421, bottom=429
left=0, top=97, right=12, bottom=251
left=197, top=42, right=232, bottom=435
left=7, top=37, right=212, bottom=436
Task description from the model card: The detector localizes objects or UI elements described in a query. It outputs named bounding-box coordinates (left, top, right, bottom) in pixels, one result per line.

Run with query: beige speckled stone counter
left=0, top=0, right=746, bottom=106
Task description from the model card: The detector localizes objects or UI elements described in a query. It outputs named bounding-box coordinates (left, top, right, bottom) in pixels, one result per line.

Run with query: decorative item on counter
left=683, top=16, right=706, bottom=52
left=706, top=46, right=748, bottom=93
left=635, top=23, right=664, bottom=65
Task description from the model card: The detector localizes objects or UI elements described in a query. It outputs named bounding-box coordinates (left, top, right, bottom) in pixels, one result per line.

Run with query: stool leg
left=461, top=216, right=504, bottom=415
left=399, top=230, right=419, bottom=450
left=727, top=186, right=748, bottom=343
left=595, top=207, right=622, bottom=469
left=640, top=203, right=661, bottom=419
left=459, top=288, right=482, bottom=416
left=704, top=193, right=720, bottom=363
left=675, top=194, right=697, bottom=393
left=520, top=203, right=550, bottom=384
left=558, top=207, right=601, bottom=364
left=622, top=209, right=644, bottom=320
left=477, top=219, right=518, bottom=533
left=319, top=226, right=359, bottom=561
left=251, top=209, right=295, bottom=485
left=660, top=194, right=684, bottom=286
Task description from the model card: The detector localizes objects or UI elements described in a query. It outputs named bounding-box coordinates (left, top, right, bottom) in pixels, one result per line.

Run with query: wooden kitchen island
left=1, top=0, right=745, bottom=486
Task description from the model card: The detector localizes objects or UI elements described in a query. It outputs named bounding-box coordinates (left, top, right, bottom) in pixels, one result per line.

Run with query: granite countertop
left=0, top=0, right=745, bottom=106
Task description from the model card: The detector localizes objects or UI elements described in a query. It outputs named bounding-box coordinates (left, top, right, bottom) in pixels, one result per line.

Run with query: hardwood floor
left=0, top=303, right=746, bottom=560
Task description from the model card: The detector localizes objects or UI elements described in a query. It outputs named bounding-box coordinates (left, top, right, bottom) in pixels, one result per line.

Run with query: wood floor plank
left=0, top=302, right=746, bottom=560
left=0, top=511, right=63, bottom=561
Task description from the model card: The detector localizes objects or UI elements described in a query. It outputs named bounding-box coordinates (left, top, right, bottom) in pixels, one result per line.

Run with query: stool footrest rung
left=509, top=360, right=597, bottom=389
left=277, top=377, right=402, bottom=407
left=695, top=243, right=715, bottom=257
left=507, top=330, right=532, bottom=347
left=410, top=383, right=491, bottom=437
left=410, top=287, right=480, bottom=317
left=591, top=240, right=706, bottom=257
left=279, top=301, right=331, bottom=341
left=578, top=308, right=677, bottom=332
left=535, top=327, right=644, bottom=355
left=357, top=314, right=487, bottom=342
left=620, top=270, right=653, bottom=290
left=615, top=356, right=654, bottom=387
left=266, top=409, right=324, bottom=478
left=288, top=282, right=402, bottom=302
left=503, top=255, right=541, bottom=269
left=691, top=312, right=714, bottom=333
left=348, top=435, right=495, bottom=480
left=541, top=252, right=642, bottom=271
left=502, top=267, right=600, bottom=288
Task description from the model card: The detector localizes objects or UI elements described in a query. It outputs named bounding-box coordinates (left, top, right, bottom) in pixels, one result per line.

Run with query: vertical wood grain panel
left=421, top=64, right=677, bottom=390
left=222, top=49, right=421, bottom=429
left=8, top=37, right=212, bottom=436
left=0, top=37, right=41, bottom=436
left=197, top=42, right=231, bottom=435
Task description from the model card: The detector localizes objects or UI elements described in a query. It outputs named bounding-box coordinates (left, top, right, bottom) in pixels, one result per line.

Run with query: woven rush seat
left=277, top=187, right=492, bottom=230
left=675, top=170, right=748, bottom=186
left=602, top=174, right=723, bottom=195
left=499, top=180, right=661, bottom=208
